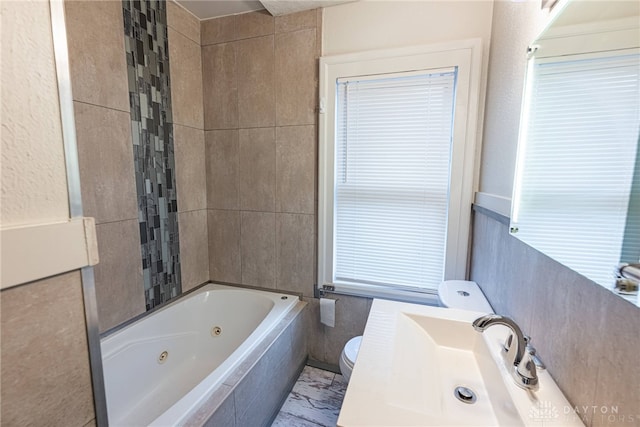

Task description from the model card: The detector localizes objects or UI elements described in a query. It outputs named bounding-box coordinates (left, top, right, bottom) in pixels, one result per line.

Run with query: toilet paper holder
left=315, top=284, right=339, bottom=300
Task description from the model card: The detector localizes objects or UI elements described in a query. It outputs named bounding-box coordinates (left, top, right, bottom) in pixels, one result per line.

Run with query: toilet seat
left=339, top=336, right=361, bottom=381
left=343, top=336, right=361, bottom=367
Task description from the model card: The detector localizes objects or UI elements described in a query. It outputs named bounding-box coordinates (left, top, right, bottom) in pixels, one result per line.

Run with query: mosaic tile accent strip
left=123, top=0, right=181, bottom=309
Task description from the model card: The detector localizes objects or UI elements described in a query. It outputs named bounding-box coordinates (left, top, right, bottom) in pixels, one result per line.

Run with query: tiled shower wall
left=201, top=9, right=371, bottom=367
left=64, top=0, right=364, bottom=360
left=65, top=0, right=208, bottom=332
left=202, top=9, right=319, bottom=292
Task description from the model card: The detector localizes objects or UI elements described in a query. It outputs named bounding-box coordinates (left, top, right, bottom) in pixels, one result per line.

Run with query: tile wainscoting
left=470, top=207, right=640, bottom=427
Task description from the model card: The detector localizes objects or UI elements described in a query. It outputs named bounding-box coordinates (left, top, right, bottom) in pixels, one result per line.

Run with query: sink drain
left=454, top=386, right=477, bottom=404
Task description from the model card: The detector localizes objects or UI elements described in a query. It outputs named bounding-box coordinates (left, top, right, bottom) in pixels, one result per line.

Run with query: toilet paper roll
left=320, top=298, right=336, bottom=327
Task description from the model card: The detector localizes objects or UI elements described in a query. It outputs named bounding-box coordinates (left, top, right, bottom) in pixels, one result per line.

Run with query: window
left=318, top=41, right=483, bottom=300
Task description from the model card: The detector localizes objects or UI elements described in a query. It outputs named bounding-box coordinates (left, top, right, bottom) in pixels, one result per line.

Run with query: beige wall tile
left=202, top=43, right=238, bottom=130
left=206, top=130, right=239, bottom=210
left=175, top=125, right=206, bottom=212
left=241, top=211, right=276, bottom=288
left=239, top=127, right=276, bottom=212
left=167, top=0, right=200, bottom=44
left=179, top=210, right=209, bottom=291
left=94, top=220, right=145, bottom=332
left=201, top=15, right=235, bottom=45
left=235, top=10, right=274, bottom=40
left=169, top=28, right=204, bottom=129
left=276, top=125, right=316, bottom=214
left=74, top=102, right=137, bottom=224
left=276, top=213, right=315, bottom=296
left=236, top=36, right=276, bottom=128
left=275, top=9, right=317, bottom=33
left=0, top=271, right=94, bottom=426
left=275, top=29, right=317, bottom=126
left=208, top=209, right=241, bottom=283
left=322, top=295, right=372, bottom=366
left=65, top=0, right=129, bottom=112
left=303, top=297, right=325, bottom=362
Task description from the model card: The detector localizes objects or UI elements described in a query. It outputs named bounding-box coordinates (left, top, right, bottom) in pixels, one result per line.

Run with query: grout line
left=238, top=208, right=243, bottom=284
left=234, top=37, right=240, bottom=149
left=201, top=32, right=273, bottom=47
left=207, top=207, right=315, bottom=216
left=95, top=217, right=139, bottom=227
left=204, top=123, right=316, bottom=132
left=167, top=24, right=200, bottom=47
left=173, top=122, right=205, bottom=132
left=273, top=206, right=278, bottom=290
left=73, top=99, right=130, bottom=115
left=273, top=28, right=278, bottom=137
left=201, top=22, right=318, bottom=48
left=177, top=208, right=208, bottom=215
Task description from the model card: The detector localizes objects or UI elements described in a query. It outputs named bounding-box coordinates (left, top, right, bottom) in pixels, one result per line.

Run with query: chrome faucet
left=472, top=314, right=539, bottom=390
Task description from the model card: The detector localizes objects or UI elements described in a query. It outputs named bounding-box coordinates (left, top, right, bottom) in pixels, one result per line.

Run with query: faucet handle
left=516, top=351, right=539, bottom=390
left=503, top=333, right=540, bottom=389
left=525, top=340, right=546, bottom=370
left=502, top=333, right=513, bottom=353
left=503, top=333, right=529, bottom=353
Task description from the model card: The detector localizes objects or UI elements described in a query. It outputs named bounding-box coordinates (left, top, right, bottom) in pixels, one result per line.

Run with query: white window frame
left=318, top=39, right=483, bottom=301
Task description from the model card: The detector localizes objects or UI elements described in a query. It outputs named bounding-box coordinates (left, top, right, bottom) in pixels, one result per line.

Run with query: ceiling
left=176, top=1, right=264, bottom=20
left=553, top=0, right=640, bottom=27
left=176, top=0, right=356, bottom=19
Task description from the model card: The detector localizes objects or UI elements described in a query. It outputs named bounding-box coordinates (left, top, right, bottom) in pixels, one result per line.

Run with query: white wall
left=477, top=0, right=550, bottom=210
left=322, top=0, right=494, bottom=57
left=322, top=0, right=494, bottom=206
left=1, top=0, right=70, bottom=227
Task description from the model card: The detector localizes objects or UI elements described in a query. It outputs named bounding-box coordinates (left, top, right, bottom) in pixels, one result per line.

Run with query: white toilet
left=339, top=280, right=494, bottom=382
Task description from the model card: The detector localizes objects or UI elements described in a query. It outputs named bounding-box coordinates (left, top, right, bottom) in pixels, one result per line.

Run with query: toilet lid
left=344, top=336, right=362, bottom=365
left=438, top=280, right=494, bottom=314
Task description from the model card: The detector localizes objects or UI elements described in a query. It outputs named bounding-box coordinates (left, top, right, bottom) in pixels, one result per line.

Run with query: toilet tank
left=438, top=280, right=494, bottom=314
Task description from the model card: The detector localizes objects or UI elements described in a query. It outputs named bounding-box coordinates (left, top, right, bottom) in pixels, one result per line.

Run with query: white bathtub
left=100, top=283, right=300, bottom=426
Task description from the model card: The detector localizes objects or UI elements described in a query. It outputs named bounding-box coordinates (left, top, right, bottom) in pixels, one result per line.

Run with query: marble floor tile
left=271, top=366, right=347, bottom=427
left=271, top=411, right=324, bottom=427
left=298, top=366, right=335, bottom=386
left=329, top=374, right=347, bottom=396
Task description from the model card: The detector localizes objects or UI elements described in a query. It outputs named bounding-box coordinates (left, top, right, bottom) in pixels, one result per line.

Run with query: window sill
left=315, top=282, right=440, bottom=306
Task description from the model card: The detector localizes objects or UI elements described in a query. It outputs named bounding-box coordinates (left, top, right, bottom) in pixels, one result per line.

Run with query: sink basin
left=337, top=299, right=584, bottom=426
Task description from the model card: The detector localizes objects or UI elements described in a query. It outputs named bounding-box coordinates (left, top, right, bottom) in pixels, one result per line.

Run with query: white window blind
left=334, top=70, right=458, bottom=291
left=514, top=52, right=640, bottom=286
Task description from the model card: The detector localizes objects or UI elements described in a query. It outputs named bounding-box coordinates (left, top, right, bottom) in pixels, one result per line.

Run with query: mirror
left=511, top=0, right=640, bottom=306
